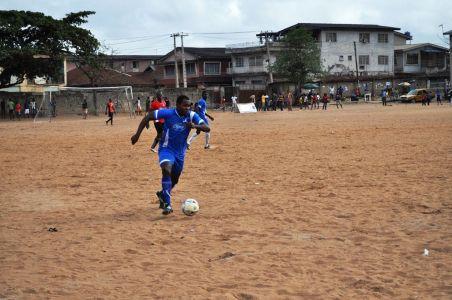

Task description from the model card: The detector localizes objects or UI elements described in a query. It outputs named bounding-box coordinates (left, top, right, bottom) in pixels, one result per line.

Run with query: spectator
left=8, top=99, right=15, bottom=120
left=15, top=101, right=22, bottom=120
left=0, top=99, right=5, bottom=119
left=322, top=93, right=329, bottom=110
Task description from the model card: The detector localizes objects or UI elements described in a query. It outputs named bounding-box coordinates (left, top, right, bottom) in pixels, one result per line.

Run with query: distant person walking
left=436, top=89, right=442, bottom=105
left=231, top=95, right=238, bottom=112
left=8, top=99, right=14, bottom=120
left=15, top=102, right=22, bottom=121
left=381, top=90, right=387, bottom=106
left=105, top=98, right=116, bottom=125
left=30, top=98, right=37, bottom=117
left=322, top=93, right=329, bottom=110
left=287, top=91, right=293, bottom=111
left=335, top=93, right=343, bottom=109
left=136, top=96, right=143, bottom=115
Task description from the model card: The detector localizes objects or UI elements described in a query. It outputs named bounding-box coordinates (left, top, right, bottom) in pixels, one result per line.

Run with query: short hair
left=176, top=95, right=190, bottom=105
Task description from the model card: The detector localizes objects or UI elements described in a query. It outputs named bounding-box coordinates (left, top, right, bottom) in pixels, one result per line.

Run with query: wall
left=0, top=87, right=207, bottom=116
left=320, top=31, right=394, bottom=75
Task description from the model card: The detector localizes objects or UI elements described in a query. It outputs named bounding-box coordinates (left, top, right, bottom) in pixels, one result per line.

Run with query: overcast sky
left=2, top=0, right=451, bottom=55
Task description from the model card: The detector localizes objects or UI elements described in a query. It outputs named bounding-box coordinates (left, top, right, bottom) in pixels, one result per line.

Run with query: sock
left=205, top=132, right=211, bottom=146
left=161, top=175, right=172, bottom=206
left=187, top=132, right=198, bottom=145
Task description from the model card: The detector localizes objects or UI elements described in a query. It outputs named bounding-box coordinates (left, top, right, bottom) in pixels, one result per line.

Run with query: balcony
left=229, top=66, right=267, bottom=74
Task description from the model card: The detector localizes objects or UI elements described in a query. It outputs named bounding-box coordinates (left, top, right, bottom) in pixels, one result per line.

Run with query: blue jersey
left=196, top=98, right=207, bottom=122
left=154, top=108, right=204, bottom=155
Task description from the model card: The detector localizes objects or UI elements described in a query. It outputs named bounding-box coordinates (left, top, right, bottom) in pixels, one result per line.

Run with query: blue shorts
left=158, top=148, right=184, bottom=175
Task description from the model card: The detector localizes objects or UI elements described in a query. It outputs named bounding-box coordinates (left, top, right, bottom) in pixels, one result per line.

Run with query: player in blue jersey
left=131, top=95, right=210, bottom=215
left=187, top=91, right=214, bottom=149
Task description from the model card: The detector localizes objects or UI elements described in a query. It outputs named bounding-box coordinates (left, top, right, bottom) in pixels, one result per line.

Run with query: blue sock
left=161, top=175, right=172, bottom=206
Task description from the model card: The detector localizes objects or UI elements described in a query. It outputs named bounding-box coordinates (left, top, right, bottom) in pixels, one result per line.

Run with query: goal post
left=35, top=85, right=135, bottom=122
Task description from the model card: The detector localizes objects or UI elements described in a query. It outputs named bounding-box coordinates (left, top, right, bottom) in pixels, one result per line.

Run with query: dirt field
left=0, top=103, right=451, bottom=299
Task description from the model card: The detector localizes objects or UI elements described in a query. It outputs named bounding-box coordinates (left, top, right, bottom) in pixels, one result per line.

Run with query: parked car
left=400, top=89, right=428, bottom=103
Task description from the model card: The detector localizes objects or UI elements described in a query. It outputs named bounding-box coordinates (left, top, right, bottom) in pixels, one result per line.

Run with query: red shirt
left=107, top=102, right=115, bottom=113
left=150, top=99, right=166, bottom=123
left=15, top=103, right=21, bottom=112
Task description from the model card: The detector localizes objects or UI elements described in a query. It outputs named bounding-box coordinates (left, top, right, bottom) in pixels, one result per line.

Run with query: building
left=225, top=40, right=284, bottom=90
left=394, top=43, right=448, bottom=74
left=263, top=23, right=402, bottom=77
left=443, top=30, right=452, bottom=87
left=156, top=47, right=232, bottom=89
left=66, top=55, right=162, bottom=87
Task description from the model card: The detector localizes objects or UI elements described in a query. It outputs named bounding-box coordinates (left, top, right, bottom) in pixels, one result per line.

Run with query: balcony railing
left=229, top=66, right=267, bottom=74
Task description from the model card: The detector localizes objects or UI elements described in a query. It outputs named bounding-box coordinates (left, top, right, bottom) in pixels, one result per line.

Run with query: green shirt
left=8, top=101, right=14, bottom=110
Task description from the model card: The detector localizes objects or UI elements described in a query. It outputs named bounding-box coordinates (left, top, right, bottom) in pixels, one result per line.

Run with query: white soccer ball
left=181, top=198, right=199, bottom=216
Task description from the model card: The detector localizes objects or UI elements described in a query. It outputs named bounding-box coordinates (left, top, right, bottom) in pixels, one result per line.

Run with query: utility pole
left=171, top=33, right=180, bottom=88
left=353, top=41, right=359, bottom=86
left=180, top=32, right=189, bottom=88
left=264, top=31, right=274, bottom=84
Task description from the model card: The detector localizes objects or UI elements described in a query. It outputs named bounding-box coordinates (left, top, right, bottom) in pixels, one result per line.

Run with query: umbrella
left=303, top=83, right=319, bottom=89
left=398, top=82, right=411, bottom=87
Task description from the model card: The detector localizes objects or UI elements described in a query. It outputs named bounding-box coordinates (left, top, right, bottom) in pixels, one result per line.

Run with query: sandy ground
left=0, top=103, right=451, bottom=299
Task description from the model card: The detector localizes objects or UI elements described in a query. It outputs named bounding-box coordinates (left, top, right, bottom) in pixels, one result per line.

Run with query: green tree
left=0, top=10, right=102, bottom=88
left=270, top=28, right=322, bottom=89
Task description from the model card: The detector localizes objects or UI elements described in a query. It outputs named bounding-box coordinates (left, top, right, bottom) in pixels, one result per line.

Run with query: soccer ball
left=181, top=199, right=199, bottom=216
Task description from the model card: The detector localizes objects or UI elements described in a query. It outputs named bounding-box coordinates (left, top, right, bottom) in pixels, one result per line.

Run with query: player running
left=149, top=91, right=166, bottom=153
left=131, top=95, right=210, bottom=215
left=187, top=91, right=214, bottom=149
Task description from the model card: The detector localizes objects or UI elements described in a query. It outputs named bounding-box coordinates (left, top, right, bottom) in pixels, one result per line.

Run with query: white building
left=262, top=23, right=401, bottom=77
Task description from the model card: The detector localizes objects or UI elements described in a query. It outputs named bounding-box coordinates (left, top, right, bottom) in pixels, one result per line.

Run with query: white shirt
left=231, top=96, right=237, bottom=104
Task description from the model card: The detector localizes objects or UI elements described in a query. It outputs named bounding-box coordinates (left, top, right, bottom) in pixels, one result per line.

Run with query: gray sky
left=2, top=0, right=451, bottom=55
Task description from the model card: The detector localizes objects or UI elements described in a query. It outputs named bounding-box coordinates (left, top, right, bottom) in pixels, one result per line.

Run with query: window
left=348, top=55, right=353, bottom=61
left=359, top=55, right=370, bottom=65
left=165, top=65, right=175, bottom=77
left=132, top=61, right=139, bottom=72
left=378, top=33, right=388, bottom=43
left=248, top=56, right=264, bottom=67
left=339, top=55, right=344, bottom=62
left=204, top=62, right=220, bottom=75
left=359, top=33, right=370, bottom=43
left=235, top=57, right=244, bottom=67
left=186, top=63, right=195, bottom=75
left=326, top=32, right=337, bottom=42
left=378, top=55, right=389, bottom=65
left=406, top=53, right=418, bottom=65
left=251, top=80, right=264, bottom=85
left=120, top=62, right=125, bottom=72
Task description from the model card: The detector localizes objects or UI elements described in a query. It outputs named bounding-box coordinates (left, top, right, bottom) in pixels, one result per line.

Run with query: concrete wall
left=319, top=31, right=394, bottom=75
left=0, top=87, right=207, bottom=116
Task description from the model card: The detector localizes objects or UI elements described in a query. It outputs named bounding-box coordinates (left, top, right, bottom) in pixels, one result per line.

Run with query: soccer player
left=105, top=98, right=115, bottom=125
left=187, top=91, right=214, bottom=149
left=131, top=95, right=210, bottom=215
left=149, top=91, right=166, bottom=152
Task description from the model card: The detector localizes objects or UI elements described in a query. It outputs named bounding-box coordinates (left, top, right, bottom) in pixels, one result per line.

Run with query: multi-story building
left=260, top=23, right=401, bottom=77
left=225, top=41, right=284, bottom=90
left=394, top=43, right=448, bottom=75
left=156, top=47, right=232, bottom=89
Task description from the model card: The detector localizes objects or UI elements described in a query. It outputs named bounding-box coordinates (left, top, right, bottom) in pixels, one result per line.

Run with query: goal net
left=34, top=85, right=135, bottom=122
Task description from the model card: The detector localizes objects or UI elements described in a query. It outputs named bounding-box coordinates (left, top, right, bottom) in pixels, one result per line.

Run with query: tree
left=0, top=10, right=102, bottom=90
left=270, top=28, right=323, bottom=90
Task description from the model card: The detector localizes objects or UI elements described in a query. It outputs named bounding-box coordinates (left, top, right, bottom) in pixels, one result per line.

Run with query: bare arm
left=205, top=112, right=214, bottom=121
left=188, top=121, right=210, bottom=133
left=131, top=113, right=155, bottom=144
